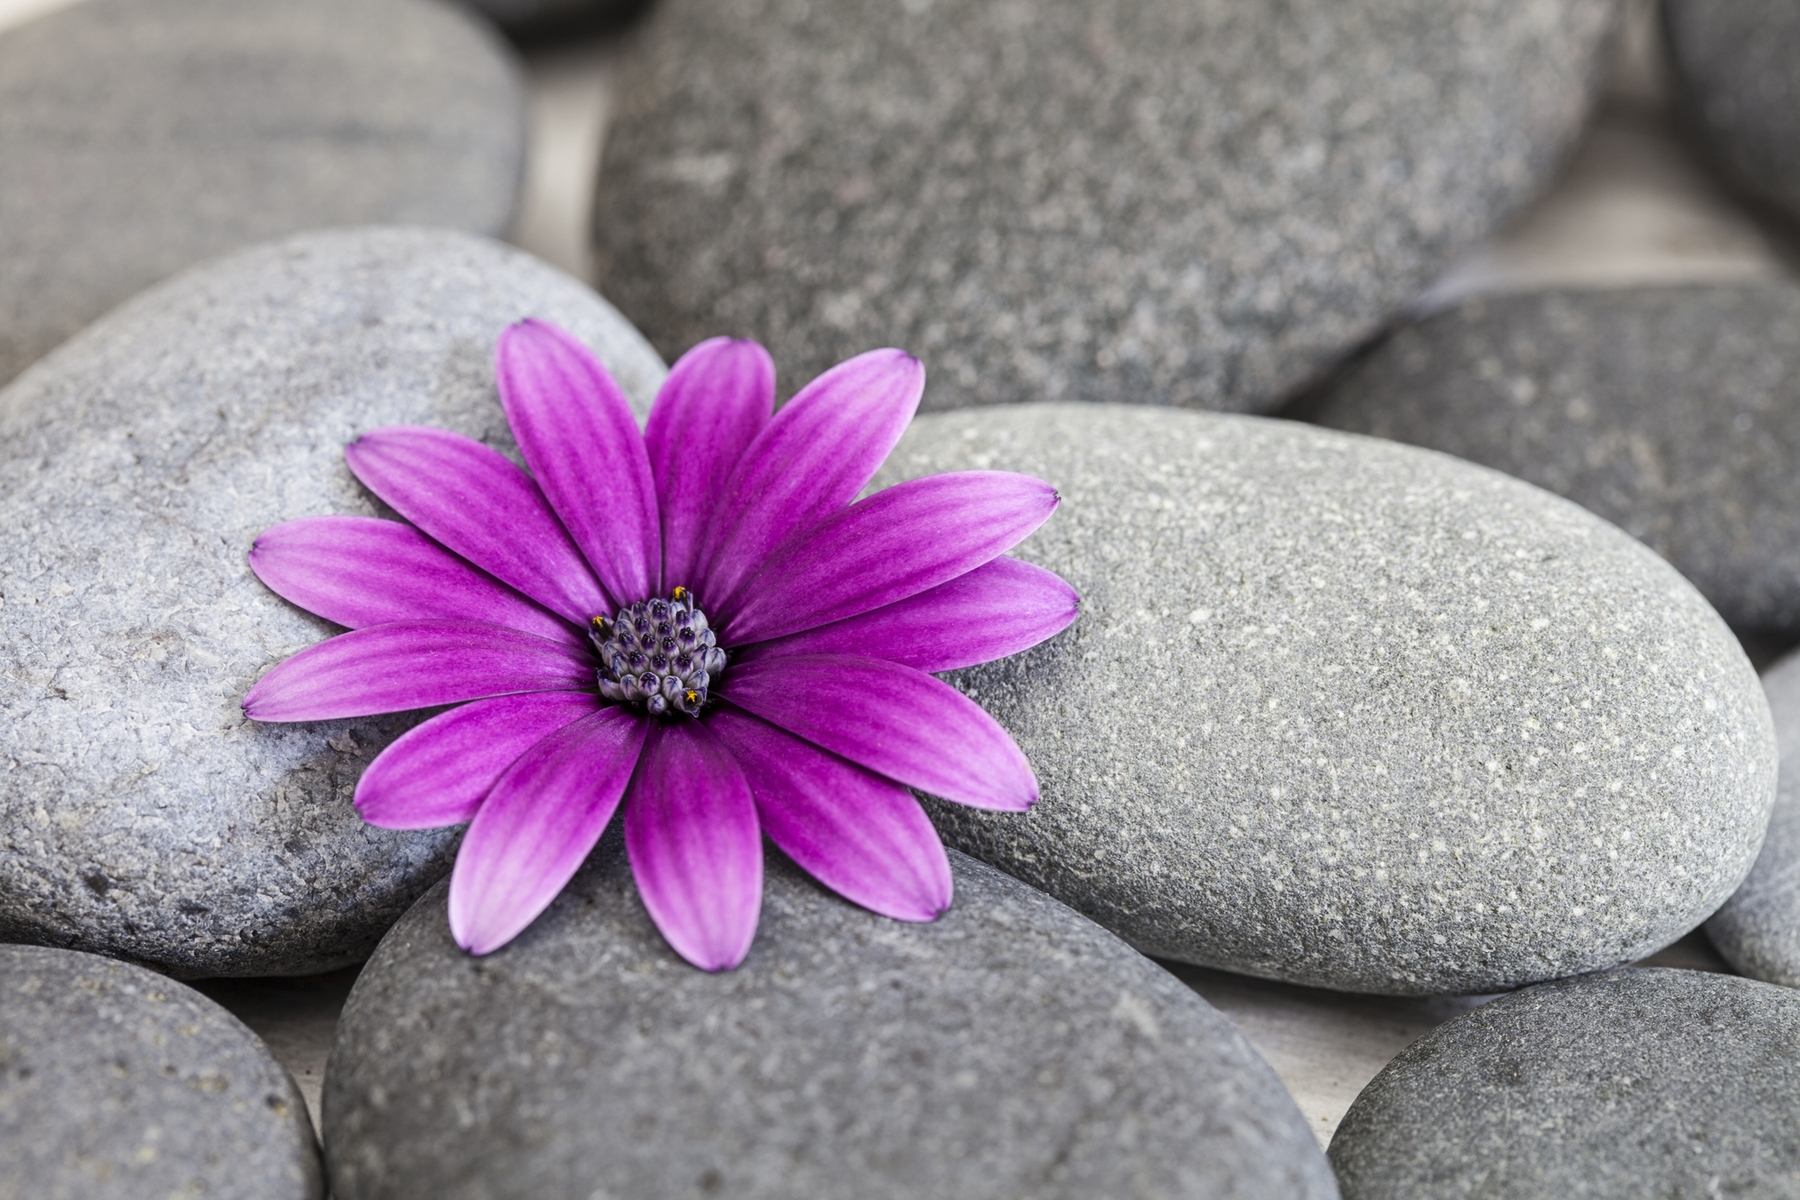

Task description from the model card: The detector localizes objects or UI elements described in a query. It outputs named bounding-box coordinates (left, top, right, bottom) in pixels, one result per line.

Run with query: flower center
left=590, top=587, right=726, bottom=717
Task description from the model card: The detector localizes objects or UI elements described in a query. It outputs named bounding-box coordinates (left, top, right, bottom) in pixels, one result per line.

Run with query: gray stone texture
left=324, top=844, right=1337, bottom=1200
left=1708, top=648, right=1800, bottom=986
left=593, top=0, right=1618, bottom=414
left=0, top=944, right=323, bottom=1200
left=874, top=405, right=1775, bottom=994
left=0, top=0, right=525, bottom=388
left=1311, top=286, right=1800, bottom=634
left=1328, top=968, right=1800, bottom=1199
left=1666, top=0, right=1800, bottom=225
left=0, top=227, right=668, bottom=976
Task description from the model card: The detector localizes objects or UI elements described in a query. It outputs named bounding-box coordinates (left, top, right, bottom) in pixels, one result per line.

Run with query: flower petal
left=345, top=426, right=609, bottom=625
left=448, top=707, right=648, bottom=955
left=720, top=653, right=1036, bottom=812
left=645, top=338, right=775, bottom=593
left=497, top=320, right=661, bottom=605
left=697, top=349, right=923, bottom=612
left=709, top=705, right=951, bottom=922
left=355, top=691, right=603, bottom=830
left=720, top=472, right=1059, bottom=645
left=249, top=515, right=580, bottom=647
left=739, top=556, right=1078, bottom=673
left=624, top=719, right=762, bottom=971
left=242, top=620, right=594, bottom=722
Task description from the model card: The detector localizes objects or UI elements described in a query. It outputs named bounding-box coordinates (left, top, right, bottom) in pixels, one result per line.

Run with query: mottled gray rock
left=594, top=0, right=1617, bottom=414
left=1311, top=286, right=1800, bottom=634
left=0, top=944, right=323, bottom=1200
left=1666, top=0, right=1800, bottom=225
left=324, top=846, right=1336, bottom=1200
left=0, top=227, right=667, bottom=976
left=874, top=404, right=1774, bottom=994
left=0, top=0, right=525, bottom=388
left=1708, top=649, right=1800, bottom=986
left=1328, top=968, right=1800, bottom=1199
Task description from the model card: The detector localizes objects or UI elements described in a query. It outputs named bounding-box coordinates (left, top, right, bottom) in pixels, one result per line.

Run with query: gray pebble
left=1666, top=0, right=1800, bottom=225
left=594, top=0, right=1617, bottom=414
left=323, top=844, right=1337, bottom=1200
left=1707, top=648, right=1800, bottom=986
left=1328, top=967, right=1800, bottom=1199
left=1311, top=286, right=1800, bottom=633
left=0, top=943, right=322, bottom=1200
left=874, top=404, right=1774, bottom=994
left=0, top=0, right=525, bottom=388
left=0, top=227, right=666, bottom=976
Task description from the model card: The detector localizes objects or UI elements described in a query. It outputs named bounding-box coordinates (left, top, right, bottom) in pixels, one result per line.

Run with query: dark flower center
left=590, top=587, right=726, bottom=717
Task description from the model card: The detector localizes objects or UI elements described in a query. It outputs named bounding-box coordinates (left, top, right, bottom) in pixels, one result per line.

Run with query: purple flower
left=243, top=321, right=1076, bottom=970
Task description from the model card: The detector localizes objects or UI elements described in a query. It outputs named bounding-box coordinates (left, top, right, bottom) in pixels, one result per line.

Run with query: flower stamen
left=593, top=589, right=725, bottom=716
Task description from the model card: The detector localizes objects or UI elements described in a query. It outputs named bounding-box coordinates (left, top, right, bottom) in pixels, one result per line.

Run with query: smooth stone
left=594, top=0, right=1617, bottom=414
left=874, top=404, right=1775, bottom=994
left=1328, top=968, right=1800, bottom=1198
left=1707, top=648, right=1800, bottom=986
left=324, top=846, right=1337, bottom=1200
left=1666, top=0, right=1800, bottom=225
left=1310, top=285, right=1800, bottom=633
left=0, top=0, right=525, bottom=388
left=0, top=227, right=667, bottom=976
left=0, top=944, right=323, bottom=1200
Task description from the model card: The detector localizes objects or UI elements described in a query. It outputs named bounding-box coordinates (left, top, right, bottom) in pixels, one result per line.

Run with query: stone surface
left=0, top=227, right=667, bottom=976
left=325, top=845, right=1337, bottom=1200
left=1328, top=967, right=1800, bottom=1198
left=1708, top=648, right=1800, bottom=986
left=0, top=944, right=322, bottom=1200
left=1310, top=285, right=1800, bottom=634
left=594, top=0, right=1617, bottom=414
left=1666, top=0, right=1800, bottom=225
left=0, top=0, right=525, bottom=388
left=874, top=404, right=1774, bottom=994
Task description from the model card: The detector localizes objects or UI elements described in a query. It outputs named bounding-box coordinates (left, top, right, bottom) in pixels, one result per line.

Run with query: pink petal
left=696, top=349, right=923, bottom=614
left=709, top=705, right=951, bottom=922
left=497, top=320, right=661, bottom=606
left=242, top=620, right=595, bottom=722
left=719, top=472, right=1059, bottom=645
left=249, top=515, right=580, bottom=647
left=739, top=557, right=1078, bottom=674
left=345, top=426, right=609, bottom=626
left=645, top=338, right=775, bottom=593
left=448, top=707, right=648, bottom=955
left=720, top=653, right=1037, bottom=812
left=355, top=691, right=603, bottom=830
left=624, top=719, right=762, bottom=971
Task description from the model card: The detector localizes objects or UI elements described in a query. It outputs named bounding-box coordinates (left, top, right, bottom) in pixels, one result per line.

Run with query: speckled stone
left=1708, top=649, right=1800, bottom=986
left=1328, top=968, right=1800, bottom=1199
left=0, top=227, right=667, bottom=977
left=0, top=944, right=322, bottom=1200
left=0, top=0, right=525, bottom=388
left=324, top=845, right=1336, bottom=1200
left=1666, top=0, right=1800, bottom=225
left=593, top=0, right=1617, bottom=414
left=873, top=404, right=1775, bottom=994
left=1311, top=286, right=1800, bottom=634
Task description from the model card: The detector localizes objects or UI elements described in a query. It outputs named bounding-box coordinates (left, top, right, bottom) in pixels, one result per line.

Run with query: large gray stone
left=1708, top=648, right=1800, bottom=986
left=0, top=0, right=525, bottom=388
left=874, top=404, right=1775, bottom=994
left=1328, top=968, right=1800, bottom=1199
left=594, top=0, right=1617, bottom=414
left=1310, top=286, right=1800, bottom=633
left=324, top=845, right=1336, bottom=1200
left=1666, top=0, right=1800, bottom=225
left=0, top=227, right=667, bottom=976
left=0, top=944, right=323, bottom=1200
